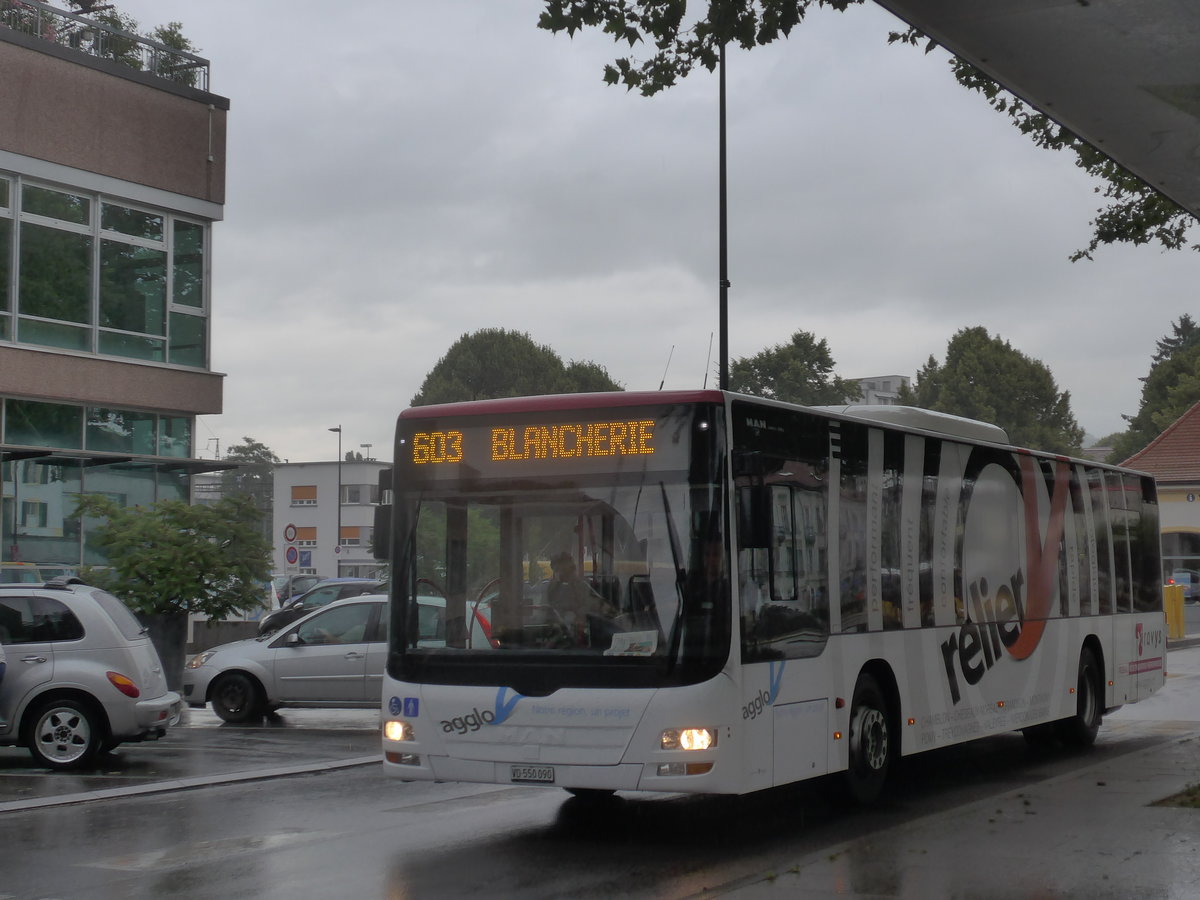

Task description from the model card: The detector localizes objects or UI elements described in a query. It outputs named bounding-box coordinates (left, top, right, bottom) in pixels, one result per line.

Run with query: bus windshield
left=389, top=399, right=730, bottom=690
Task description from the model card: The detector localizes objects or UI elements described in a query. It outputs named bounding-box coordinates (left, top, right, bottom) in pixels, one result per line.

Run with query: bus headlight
left=384, top=719, right=415, bottom=742
left=661, top=727, right=716, bottom=751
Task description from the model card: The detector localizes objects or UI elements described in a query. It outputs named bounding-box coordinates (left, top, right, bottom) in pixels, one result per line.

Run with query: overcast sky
left=113, top=1, right=1199, bottom=463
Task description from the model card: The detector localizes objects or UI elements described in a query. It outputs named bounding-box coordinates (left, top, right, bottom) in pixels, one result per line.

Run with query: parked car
left=270, top=573, right=324, bottom=605
left=184, top=594, right=490, bottom=722
left=1169, top=569, right=1199, bottom=601
left=0, top=563, right=41, bottom=584
left=257, top=578, right=385, bottom=635
left=35, top=564, right=78, bottom=582
left=186, top=595, right=388, bottom=722
left=0, top=580, right=182, bottom=768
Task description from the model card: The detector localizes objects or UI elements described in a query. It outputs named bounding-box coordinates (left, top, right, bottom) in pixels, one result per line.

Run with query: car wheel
left=209, top=672, right=265, bottom=723
left=27, top=698, right=105, bottom=769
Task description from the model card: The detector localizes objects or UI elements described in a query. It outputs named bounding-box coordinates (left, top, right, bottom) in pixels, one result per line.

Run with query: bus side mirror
left=737, top=485, right=770, bottom=550
left=374, top=468, right=393, bottom=560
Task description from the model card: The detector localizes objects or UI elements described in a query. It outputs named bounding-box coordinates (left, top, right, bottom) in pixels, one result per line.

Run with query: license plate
left=511, top=764, right=555, bottom=784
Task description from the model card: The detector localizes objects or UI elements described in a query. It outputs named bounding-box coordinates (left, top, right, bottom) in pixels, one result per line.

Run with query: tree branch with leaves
left=537, top=1, right=1198, bottom=261
left=74, top=493, right=272, bottom=619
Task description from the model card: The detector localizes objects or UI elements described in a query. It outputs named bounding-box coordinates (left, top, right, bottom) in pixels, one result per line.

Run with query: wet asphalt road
left=0, top=651, right=1198, bottom=899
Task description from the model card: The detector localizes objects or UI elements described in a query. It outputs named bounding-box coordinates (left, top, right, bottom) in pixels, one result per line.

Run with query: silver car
left=185, top=595, right=393, bottom=722
left=184, top=594, right=475, bottom=722
left=0, top=581, right=182, bottom=769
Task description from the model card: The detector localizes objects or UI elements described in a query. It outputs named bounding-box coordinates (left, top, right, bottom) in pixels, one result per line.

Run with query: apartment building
left=1, top=3, right=228, bottom=568
left=272, top=460, right=390, bottom=580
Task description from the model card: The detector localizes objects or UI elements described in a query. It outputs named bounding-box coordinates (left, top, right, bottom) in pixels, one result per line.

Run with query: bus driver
left=546, top=552, right=619, bottom=644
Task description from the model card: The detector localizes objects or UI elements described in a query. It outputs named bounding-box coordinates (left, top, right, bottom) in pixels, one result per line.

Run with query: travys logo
left=940, top=453, right=1069, bottom=705
left=439, top=686, right=526, bottom=735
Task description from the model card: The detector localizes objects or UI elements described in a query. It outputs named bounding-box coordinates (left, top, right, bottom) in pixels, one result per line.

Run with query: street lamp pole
left=329, top=426, right=342, bottom=576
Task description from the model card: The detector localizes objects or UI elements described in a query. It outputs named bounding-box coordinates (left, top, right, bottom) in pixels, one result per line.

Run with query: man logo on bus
left=940, top=454, right=1069, bottom=705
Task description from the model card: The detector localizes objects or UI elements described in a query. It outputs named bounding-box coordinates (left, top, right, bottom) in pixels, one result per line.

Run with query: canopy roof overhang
left=1, top=447, right=238, bottom=474
left=874, top=0, right=1200, bottom=220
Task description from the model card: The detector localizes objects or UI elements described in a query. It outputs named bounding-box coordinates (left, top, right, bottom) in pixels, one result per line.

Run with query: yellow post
left=1164, top=583, right=1186, bottom=640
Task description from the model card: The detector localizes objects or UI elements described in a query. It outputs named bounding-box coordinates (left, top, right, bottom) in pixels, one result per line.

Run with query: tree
left=74, top=493, right=272, bottom=688
left=411, top=328, right=622, bottom=406
left=1152, top=314, right=1200, bottom=365
left=728, top=329, right=859, bottom=405
left=221, top=437, right=280, bottom=546
left=897, top=326, right=1084, bottom=454
left=537, top=1, right=1197, bottom=261
left=1108, top=332, right=1200, bottom=462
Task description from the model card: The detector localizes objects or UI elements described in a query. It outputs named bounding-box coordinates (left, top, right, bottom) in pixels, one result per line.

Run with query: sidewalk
left=725, top=639, right=1200, bottom=898
left=725, top=719, right=1200, bottom=898
left=0, top=707, right=380, bottom=813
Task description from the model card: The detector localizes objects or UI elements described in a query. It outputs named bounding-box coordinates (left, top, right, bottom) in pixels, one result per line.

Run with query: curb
left=0, top=755, right=379, bottom=815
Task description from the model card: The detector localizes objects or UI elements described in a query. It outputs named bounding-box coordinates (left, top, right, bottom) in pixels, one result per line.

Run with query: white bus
left=378, top=390, right=1165, bottom=802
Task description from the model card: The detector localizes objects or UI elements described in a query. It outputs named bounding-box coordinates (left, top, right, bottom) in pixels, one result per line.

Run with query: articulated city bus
left=378, top=390, right=1164, bottom=802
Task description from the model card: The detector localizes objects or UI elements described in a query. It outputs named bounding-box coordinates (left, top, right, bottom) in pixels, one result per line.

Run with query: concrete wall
left=0, top=34, right=227, bottom=203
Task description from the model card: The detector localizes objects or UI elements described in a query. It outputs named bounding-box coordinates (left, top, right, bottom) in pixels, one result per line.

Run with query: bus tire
left=1055, top=647, right=1102, bottom=748
left=844, top=672, right=892, bottom=804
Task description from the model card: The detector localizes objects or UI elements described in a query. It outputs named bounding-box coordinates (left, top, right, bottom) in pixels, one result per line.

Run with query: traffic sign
left=283, top=523, right=297, bottom=543
left=285, top=546, right=298, bottom=565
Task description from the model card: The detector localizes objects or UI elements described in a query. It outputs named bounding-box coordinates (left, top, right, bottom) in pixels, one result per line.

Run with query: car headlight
left=186, top=650, right=217, bottom=669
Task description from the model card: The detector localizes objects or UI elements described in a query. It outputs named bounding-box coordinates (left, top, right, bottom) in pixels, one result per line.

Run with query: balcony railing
left=0, top=0, right=210, bottom=91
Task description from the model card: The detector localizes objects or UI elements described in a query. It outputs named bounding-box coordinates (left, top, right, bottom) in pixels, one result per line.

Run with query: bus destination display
left=412, top=419, right=656, bottom=466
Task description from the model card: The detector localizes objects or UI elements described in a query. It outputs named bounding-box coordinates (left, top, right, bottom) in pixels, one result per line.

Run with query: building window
left=4, top=399, right=83, bottom=449
left=21, top=500, right=48, bottom=529
left=159, top=417, right=192, bottom=458
left=86, top=408, right=157, bottom=455
left=1, top=177, right=11, bottom=338
left=340, top=526, right=360, bottom=546
left=296, top=526, right=317, bottom=547
left=2, top=398, right=192, bottom=458
left=5, top=175, right=210, bottom=368
left=291, top=485, right=317, bottom=506
left=344, top=485, right=361, bottom=504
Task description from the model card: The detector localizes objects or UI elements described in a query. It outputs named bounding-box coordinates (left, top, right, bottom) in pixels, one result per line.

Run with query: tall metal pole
left=329, top=426, right=342, bottom=576
left=718, top=40, right=729, bottom=391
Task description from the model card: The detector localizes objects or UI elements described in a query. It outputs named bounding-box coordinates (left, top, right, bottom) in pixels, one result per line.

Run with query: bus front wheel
left=844, top=672, right=892, bottom=804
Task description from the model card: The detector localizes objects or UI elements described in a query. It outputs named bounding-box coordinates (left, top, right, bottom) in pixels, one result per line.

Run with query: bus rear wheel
left=844, top=672, right=892, bottom=804
left=1055, top=647, right=1103, bottom=748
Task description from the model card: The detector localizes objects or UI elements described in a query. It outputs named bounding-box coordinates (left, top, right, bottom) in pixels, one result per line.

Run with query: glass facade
left=2, top=174, right=209, bottom=368
left=2, top=397, right=197, bottom=566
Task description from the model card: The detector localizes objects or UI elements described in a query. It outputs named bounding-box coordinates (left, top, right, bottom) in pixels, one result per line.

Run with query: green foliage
left=1153, top=313, right=1200, bottom=364
left=411, top=328, right=623, bottom=406
left=898, top=326, right=1084, bottom=454
left=539, top=2, right=1198, bottom=260
left=220, top=437, right=280, bottom=545
left=728, top=329, right=859, bottom=405
left=1108, top=325, right=1200, bottom=462
left=74, top=493, right=272, bottom=618
left=538, top=0, right=859, bottom=96
left=923, top=43, right=1197, bottom=262
left=221, top=437, right=280, bottom=496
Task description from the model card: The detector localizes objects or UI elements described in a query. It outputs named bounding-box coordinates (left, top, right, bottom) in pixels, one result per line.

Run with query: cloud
left=114, top=0, right=1200, bottom=460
